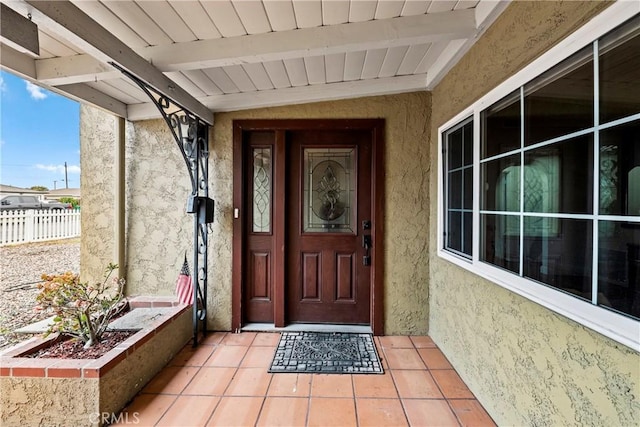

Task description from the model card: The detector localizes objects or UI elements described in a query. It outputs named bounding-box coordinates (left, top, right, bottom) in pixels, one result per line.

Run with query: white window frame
left=437, top=1, right=640, bottom=351
left=443, top=116, right=474, bottom=259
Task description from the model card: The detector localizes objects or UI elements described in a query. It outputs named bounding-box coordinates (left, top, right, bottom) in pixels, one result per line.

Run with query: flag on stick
left=176, top=256, right=193, bottom=305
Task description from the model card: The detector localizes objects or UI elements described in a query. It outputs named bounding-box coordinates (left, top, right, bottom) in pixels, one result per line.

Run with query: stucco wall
left=79, top=107, right=194, bottom=297
left=81, top=92, right=432, bottom=334
left=429, top=1, right=639, bottom=426
left=80, top=106, right=118, bottom=283
left=122, top=119, right=195, bottom=299
left=1, top=376, right=98, bottom=426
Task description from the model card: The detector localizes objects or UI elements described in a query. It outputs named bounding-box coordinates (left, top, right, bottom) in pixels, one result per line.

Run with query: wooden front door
left=232, top=119, right=384, bottom=332
left=286, top=130, right=371, bottom=323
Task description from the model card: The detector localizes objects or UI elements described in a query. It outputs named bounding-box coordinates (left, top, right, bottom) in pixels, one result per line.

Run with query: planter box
left=0, top=297, right=192, bottom=427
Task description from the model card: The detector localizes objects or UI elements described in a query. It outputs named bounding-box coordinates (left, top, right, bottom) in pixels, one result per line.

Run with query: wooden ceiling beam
left=144, top=8, right=477, bottom=72
left=0, top=43, right=127, bottom=118
left=0, top=3, right=39, bottom=56
left=35, top=8, right=476, bottom=86
left=128, top=74, right=429, bottom=121
left=23, top=0, right=213, bottom=124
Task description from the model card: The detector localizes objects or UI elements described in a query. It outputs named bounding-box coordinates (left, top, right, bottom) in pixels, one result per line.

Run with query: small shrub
left=36, top=263, right=126, bottom=348
left=59, top=197, right=80, bottom=209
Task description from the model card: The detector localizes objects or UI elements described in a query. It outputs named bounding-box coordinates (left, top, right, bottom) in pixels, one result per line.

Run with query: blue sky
left=0, top=70, right=80, bottom=190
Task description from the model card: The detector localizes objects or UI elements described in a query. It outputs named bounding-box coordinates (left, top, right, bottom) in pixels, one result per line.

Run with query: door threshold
left=241, top=323, right=373, bottom=334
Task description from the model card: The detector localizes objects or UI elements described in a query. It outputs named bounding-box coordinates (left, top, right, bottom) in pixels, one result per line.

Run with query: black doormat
left=268, top=331, right=383, bottom=374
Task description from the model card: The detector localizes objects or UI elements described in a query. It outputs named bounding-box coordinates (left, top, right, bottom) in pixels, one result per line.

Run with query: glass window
left=480, top=214, right=520, bottom=274
left=440, top=12, right=640, bottom=342
left=524, top=135, right=593, bottom=214
left=523, top=218, right=593, bottom=300
left=599, top=17, right=640, bottom=125
left=599, top=120, right=640, bottom=216
left=478, top=15, right=640, bottom=316
left=598, top=221, right=640, bottom=319
left=2, top=196, right=20, bottom=204
left=481, top=154, right=520, bottom=212
left=481, top=90, right=521, bottom=159
left=444, top=118, right=473, bottom=258
left=524, top=46, right=594, bottom=146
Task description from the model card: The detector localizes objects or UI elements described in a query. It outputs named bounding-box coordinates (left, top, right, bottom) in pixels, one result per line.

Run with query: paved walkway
left=114, top=332, right=495, bottom=426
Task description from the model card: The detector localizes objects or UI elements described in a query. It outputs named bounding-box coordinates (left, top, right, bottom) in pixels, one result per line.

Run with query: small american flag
left=175, top=256, right=193, bottom=305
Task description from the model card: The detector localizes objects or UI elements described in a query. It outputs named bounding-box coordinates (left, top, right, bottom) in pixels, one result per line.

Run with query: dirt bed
left=0, top=238, right=80, bottom=351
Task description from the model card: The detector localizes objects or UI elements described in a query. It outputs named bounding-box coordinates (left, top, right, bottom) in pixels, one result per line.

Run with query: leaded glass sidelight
left=252, top=147, right=272, bottom=233
left=303, top=148, right=356, bottom=233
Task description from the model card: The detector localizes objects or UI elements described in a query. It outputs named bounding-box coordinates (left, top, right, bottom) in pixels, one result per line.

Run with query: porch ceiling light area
left=0, top=0, right=508, bottom=122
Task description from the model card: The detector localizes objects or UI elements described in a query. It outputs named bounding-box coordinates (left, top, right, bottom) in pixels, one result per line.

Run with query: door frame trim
left=232, top=119, right=385, bottom=335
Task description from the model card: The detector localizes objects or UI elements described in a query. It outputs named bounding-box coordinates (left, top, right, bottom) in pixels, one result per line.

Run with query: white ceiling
left=1, top=0, right=509, bottom=124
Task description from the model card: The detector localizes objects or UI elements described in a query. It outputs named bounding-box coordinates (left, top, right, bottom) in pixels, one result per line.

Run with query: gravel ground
left=0, top=238, right=80, bottom=351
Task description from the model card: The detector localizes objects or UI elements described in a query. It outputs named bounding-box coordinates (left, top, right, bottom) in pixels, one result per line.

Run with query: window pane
left=598, top=220, right=640, bottom=319
left=463, top=212, right=473, bottom=255
left=599, top=120, right=640, bottom=216
left=481, top=90, right=521, bottom=159
left=447, top=212, right=462, bottom=252
left=481, top=154, right=520, bottom=211
left=481, top=214, right=520, bottom=274
left=599, top=17, right=640, bottom=125
left=448, top=170, right=462, bottom=209
left=523, top=218, right=593, bottom=301
left=252, top=147, right=271, bottom=233
left=524, top=135, right=594, bottom=214
left=463, top=168, right=473, bottom=210
left=448, top=127, right=463, bottom=170
left=463, top=122, right=473, bottom=165
left=524, top=46, right=594, bottom=146
left=303, top=148, right=355, bottom=233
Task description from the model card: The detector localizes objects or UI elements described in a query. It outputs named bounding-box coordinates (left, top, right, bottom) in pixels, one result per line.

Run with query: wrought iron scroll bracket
left=110, top=63, right=210, bottom=346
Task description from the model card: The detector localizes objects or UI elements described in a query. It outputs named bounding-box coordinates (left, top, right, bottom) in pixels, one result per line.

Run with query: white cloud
left=0, top=76, right=6, bottom=92
left=35, top=164, right=81, bottom=174
left=25, top=81, right=47, bottom=100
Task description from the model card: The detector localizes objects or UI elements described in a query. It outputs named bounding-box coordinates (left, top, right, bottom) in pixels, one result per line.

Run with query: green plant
left=36, top=263, right=126, bottom=348
left=59, top=197, right=80, bottom=208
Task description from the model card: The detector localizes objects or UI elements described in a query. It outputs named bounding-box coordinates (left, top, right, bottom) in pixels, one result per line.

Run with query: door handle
left=362, top=235, right=372, bottom=266
left=362, top=235, right=372, bottom=249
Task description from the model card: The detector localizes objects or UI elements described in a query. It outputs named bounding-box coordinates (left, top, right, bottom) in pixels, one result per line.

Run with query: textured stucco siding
left=429, top=1, right=639, bottom=426
left=0, top=376, right=98, bottom=426
left=80, top=106, right=118, bottom=283
left=80, top=108, right=198, bottom=298
left=81, top=92, right=432, bottom=334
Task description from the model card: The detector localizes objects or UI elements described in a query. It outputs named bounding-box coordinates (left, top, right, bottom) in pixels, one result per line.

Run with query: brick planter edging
left=0, top=297, right=192, bottom=427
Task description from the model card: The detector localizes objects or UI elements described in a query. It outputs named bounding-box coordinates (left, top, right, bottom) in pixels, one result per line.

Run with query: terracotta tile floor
left=114, top=332, right=495, bottom=426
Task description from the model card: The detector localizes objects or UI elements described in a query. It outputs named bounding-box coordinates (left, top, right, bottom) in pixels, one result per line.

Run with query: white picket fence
left=0, top=209, right=81, bottom=246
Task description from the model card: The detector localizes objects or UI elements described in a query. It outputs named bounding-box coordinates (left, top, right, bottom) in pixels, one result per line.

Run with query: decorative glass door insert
left=252, top=147, right=272, bottom=233
left=303, top=147, right=356, bottom=233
